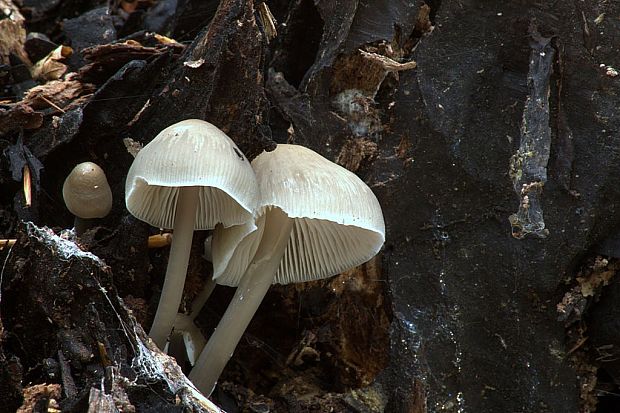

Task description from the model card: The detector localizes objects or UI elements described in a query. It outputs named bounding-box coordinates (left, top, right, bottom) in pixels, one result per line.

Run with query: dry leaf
left=31, top=45, right=73, bottom=81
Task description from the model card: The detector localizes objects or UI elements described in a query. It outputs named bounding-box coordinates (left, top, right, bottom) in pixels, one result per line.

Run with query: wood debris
left=359, top=50, right=417, bottom=72
left=23, top=77, right=95, bottom=110
left=0, top=0, right=29, bottom=65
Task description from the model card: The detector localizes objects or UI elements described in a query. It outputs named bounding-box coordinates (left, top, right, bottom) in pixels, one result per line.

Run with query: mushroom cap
left=213, top=144, right=385, bottom=286
left=63, top=162, right=113, bottom=219
left=211, top=214, right=265, bottom=283
left=125, top=119, right=258, bottom=230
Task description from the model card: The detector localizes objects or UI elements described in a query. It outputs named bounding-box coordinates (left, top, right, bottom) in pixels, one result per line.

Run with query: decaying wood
left=1, top=222, right=222, bottom=412
left=1, top=0, right=620, bottom=412
left=0, top=0, right=29, bottom=65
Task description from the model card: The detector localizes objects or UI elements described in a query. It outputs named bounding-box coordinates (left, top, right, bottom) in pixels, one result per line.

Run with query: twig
left=39, top=95, right=66, bottom=113
left=567, top=336, right=588, bottom=355
left=23, top=165, right=32, bottom=206
left=0, top=239, right=16, bottom=250
left=148, top=233, right=172, bottom=248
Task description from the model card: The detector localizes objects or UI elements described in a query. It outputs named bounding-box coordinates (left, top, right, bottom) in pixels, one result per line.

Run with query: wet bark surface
left=1, top=0, right=620, bottom=412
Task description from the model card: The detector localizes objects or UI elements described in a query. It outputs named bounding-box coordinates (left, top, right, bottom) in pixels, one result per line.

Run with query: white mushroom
left=189, top=144, right=385, bottom=395
left=125, top=119, right=258, bottom=349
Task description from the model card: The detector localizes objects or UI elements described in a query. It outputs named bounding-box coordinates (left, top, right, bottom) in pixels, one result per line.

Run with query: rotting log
left=0, top=0, right=619, bottom=411
left=0, top=222, right=222, bottom=413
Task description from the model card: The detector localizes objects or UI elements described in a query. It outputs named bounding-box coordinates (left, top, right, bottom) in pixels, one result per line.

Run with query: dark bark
left=1, top=0, right=620, bottom=412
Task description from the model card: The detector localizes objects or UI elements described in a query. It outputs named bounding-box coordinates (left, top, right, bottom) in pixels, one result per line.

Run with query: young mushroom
left=189, top=144, right=385, bottom=395
left=63, top=162, right=113, bottom=236
left=125, top=119, right=258, bottom=349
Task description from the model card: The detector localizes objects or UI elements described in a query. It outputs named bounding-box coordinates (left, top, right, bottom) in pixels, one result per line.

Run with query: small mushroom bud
left=63, top=162, right=113, bottom=235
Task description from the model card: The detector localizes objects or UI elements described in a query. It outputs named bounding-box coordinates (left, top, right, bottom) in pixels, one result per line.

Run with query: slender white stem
left=189, top=208, right=293, bottom=396
left=149, top=186, right=199, bottom=349
left=189, top=277, right=217, bottom=321
left=168, top=275, right=214, bottom=365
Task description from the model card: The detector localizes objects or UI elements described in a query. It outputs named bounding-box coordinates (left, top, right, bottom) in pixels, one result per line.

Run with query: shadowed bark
left=1, top=0, right=620, bottom=412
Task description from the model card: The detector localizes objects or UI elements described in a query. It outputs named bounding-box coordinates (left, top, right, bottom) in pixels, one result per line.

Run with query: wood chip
left=58, top=350, right=78, bottom=398
left=336, top=138, right=378, bottom=172
left=16, top=384, right=61, bottom=413
left=148, top=233, right=172, bottom=248
left=359, top=50, right=417, bottom=72
left=0, top=0, right=29, bottom=65
left=123, top=137, right=143, bottom=158
left=258, top=2, right=277, bottom=42
left=0, top=103, right=43, bottom=134
left=23, top=78, right=95, bottom=111
left=87, top=387, right=116, bottom=413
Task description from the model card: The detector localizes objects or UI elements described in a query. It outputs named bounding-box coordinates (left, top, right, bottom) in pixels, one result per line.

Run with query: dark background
left=1, top=0, right=620, bottom=412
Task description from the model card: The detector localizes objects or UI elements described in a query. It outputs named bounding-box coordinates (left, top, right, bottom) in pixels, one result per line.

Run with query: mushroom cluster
left=124, top=120, right=385, bottom=397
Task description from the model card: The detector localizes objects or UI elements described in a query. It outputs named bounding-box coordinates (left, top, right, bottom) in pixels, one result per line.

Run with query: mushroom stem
left=73, top=217, right=94, bottom=236
left=168, top=275, right=215, bottom=364
left=189, top=208, right=293, bottom=396
left=189, top=277, right=217, bottom=321
left=149, top=186, right=200, bottom=349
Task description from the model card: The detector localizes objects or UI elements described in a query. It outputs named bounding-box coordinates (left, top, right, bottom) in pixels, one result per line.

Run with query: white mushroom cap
left=125, top=119, right=258, bottom=230
left=63, top=162, right=113, bottom=219
left=213, top=144, right=385, bottom=286
left=211, top=214, right=265, bottom=282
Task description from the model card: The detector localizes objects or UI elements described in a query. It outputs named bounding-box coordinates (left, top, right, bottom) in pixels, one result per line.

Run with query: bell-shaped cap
left=125, top=119, right=258, bottom=230
left=63, top=162, right=113, bottom=219
left=213, top=144, right=385, bottom=286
